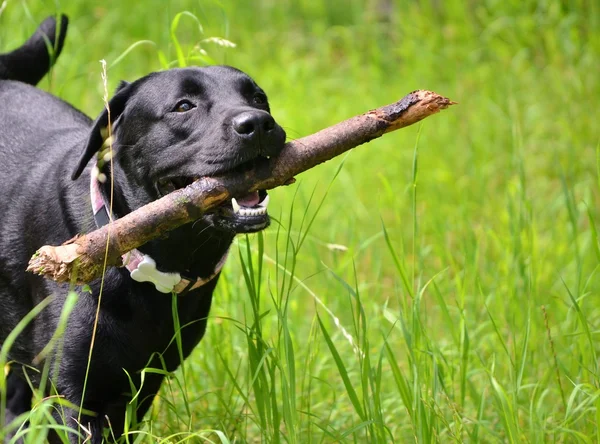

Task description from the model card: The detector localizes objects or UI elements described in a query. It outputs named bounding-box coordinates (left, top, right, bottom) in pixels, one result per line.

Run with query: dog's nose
left=232, top=111, right=275, bottom=139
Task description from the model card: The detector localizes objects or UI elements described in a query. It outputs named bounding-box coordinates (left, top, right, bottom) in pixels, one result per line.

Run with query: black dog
left=0, top=15, right=285, bottom=442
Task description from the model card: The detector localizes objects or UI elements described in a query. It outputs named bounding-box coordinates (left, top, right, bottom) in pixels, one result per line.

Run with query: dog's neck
left=91, top=165, right=234, bottom=291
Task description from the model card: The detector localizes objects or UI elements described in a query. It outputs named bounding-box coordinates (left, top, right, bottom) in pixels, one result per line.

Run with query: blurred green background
left=1, top=0, right=599, bottom=442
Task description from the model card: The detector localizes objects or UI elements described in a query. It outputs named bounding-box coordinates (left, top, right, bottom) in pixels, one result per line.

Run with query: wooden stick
left=27, top=90, right=455, bottom=283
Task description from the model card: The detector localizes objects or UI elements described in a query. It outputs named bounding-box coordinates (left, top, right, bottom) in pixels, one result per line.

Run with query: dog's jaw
left=211, top=190, right=271, bottom=233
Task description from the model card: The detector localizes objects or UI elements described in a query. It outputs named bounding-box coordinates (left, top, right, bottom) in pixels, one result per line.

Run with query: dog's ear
left=71, top=81, right=132, bottom=180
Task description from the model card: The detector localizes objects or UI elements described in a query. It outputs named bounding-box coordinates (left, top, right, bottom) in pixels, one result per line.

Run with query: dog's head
left=72, top=66, right=286, bottom=235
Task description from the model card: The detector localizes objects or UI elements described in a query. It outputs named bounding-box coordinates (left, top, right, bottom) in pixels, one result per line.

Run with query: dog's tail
left=0, top=14, right=68, bottom=85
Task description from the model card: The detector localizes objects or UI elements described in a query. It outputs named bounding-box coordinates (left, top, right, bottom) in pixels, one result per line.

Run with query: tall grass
left=0, top=0, right=599, bottom=441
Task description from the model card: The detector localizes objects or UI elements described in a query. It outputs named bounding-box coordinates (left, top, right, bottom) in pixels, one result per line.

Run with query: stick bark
left=27, top=90, right=455, bottom=283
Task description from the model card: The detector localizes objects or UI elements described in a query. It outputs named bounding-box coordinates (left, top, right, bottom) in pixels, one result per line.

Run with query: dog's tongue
left=236, top=191, right=260, bottom=207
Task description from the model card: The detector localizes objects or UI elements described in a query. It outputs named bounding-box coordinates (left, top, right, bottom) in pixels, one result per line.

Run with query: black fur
left=0, top=16, right=285, bottom=442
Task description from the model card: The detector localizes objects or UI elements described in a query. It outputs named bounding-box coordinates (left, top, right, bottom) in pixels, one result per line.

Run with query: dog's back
left=0, top=15, right=91, bottom=319
left=0, top=14, right=87, bottom=164
left=0, top=14, right=90, bottom=223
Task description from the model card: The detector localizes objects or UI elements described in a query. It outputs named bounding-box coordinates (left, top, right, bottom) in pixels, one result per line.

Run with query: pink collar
left=89, top=169, right=228, bottom=294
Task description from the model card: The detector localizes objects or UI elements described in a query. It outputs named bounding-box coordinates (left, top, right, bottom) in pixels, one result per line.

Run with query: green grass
left=1, top=0, right=599, bottom=441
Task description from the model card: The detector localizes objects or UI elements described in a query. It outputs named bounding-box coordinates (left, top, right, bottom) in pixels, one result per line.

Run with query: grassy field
left=1, top=0, right=599, bottom=442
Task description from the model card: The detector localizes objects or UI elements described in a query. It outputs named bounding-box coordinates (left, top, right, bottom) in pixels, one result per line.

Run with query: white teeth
left=231, top=198, right=240, bottom=214
left=231, top=194, right=270, bottom=217
left=258, top=194, right=270, bottom=208
left=238, top=207, right=267, bottom=216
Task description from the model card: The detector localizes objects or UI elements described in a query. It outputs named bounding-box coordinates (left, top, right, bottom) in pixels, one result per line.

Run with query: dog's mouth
left=216, top=189, right=270, bottom=233
left=156, top=168, right=271, bottom=234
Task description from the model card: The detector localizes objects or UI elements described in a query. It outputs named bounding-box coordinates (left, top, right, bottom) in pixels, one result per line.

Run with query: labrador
left=0, top=15, right=285, bottom=442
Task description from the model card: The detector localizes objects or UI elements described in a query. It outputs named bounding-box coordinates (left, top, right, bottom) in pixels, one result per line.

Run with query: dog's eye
left=173, top=100, right=195, bottom=113
left=252, top=93, right=267, bottom=106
